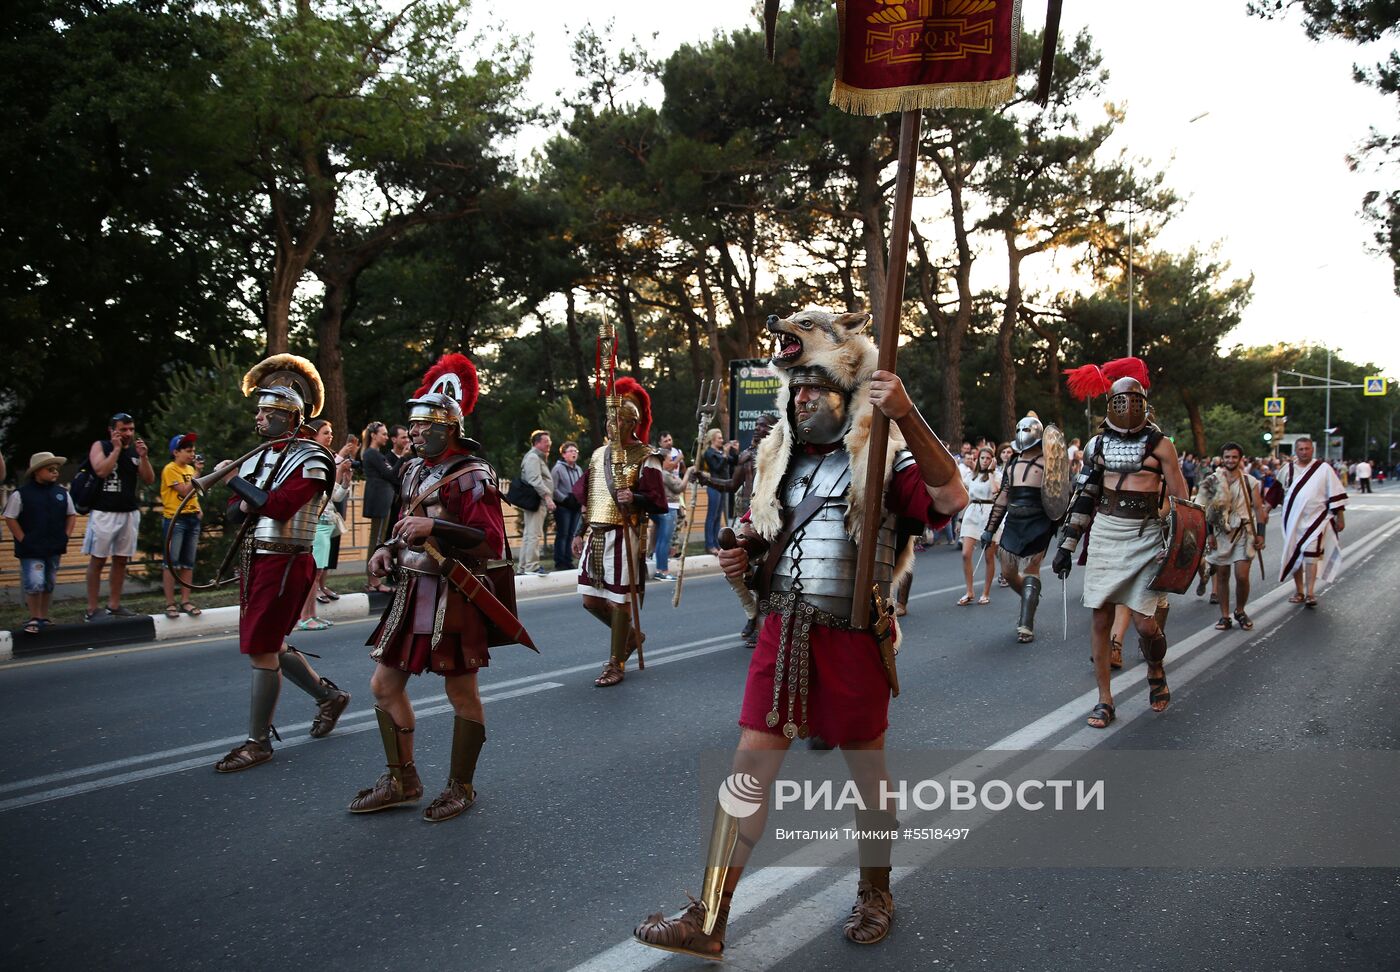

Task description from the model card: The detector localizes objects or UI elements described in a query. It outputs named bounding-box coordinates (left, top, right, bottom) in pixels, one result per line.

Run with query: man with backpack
left=79, top=412, right=154, bottom=621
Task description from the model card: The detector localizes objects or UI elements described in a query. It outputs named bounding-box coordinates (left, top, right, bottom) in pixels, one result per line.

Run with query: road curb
left=0, top=557, right=725, bottom=659
left=149, top=593, right=372, bottom=641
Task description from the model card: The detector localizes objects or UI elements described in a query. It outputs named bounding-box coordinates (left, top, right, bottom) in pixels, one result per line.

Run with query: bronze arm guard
left=893, top=405, right=960, bottom=488
left=1056, top=463, right=1103, bottom=555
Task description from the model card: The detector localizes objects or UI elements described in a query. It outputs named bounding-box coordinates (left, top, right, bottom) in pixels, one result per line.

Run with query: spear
left=850, top=109, right=922, bottom=630
left=673, top=378, right=722, bottom=607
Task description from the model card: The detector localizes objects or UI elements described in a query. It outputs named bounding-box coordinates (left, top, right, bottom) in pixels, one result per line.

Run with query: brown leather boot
left=310, top=678, right=351, bottom=738
left=349, top=706, right=422, bottom=812
left=423, top=780, right=475, bottom=822
left=422, top=718, right=484, bottom=822
left=634, top=893, right=729, bottom=962
left=349, top=762, right=424, bottom=812
left=215, top=739, right=273, bottom=773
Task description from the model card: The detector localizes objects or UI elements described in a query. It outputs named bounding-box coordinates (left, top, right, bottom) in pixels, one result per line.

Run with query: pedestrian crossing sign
left=1264, top=397, right=1285, bottom=416
left=1364, top=376, right=1386, bottom=396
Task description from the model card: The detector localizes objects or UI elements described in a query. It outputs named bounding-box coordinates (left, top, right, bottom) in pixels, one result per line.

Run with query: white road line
left=565, top=512, right=1400, bottom=972
left=0, top=632, right=742, bottom=800
left=0, top=682, right=564, bottom=814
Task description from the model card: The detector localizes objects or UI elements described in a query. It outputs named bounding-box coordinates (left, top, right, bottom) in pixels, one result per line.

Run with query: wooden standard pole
left=850, top=108, right=923, bottom=630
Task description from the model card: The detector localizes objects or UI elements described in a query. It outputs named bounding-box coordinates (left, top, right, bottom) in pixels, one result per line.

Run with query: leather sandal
left=1233, top=610, right=1254, bottom=630
left=349, top=763, right=424, bottom=813
left=843, top=881, right=895, bottom=944
left=309, top=680, right=351, bottom=738
left=180, top=600, right=202, bottom=617
left=215, top=739, right=273, bottom=773
left=423, top=779, right=475, bottom=822
left=594, top=661, right=625, bottom=687
left=1148, top=675, right=1171, bottom=712
left=1214, top=616, right=1233, bottom=631
left=1086, top=702, right=1115, bottom=729
left=164, top=604, right=180, bottom=619
left=1110, top=636, right=1123, bottom=670
left=634, top=893, right=728, bottom=962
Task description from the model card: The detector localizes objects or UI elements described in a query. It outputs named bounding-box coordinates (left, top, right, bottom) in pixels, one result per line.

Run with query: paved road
left=4, top=493, right=1399, bottom=971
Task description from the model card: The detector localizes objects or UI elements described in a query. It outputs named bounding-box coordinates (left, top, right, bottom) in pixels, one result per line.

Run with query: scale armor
left=768, top=447, right=911, bottom=621
left=238, top=440, right=331, bottom=549
left=1091, top=428, right=1158, bottom=474
left=584, top=443, right=659, bottom=526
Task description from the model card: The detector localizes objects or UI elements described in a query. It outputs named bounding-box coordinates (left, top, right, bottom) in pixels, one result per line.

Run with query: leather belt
left=251, top=539, right=312, bottom=554
left=968, top=499, right=994, bottom=505
left=760, top=591, right=854, bottom=631
left=1098, top=490, right=1158, bottom=520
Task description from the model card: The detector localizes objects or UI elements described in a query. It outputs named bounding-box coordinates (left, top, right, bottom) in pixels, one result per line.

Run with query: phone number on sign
left=902, top=828, right=970, bottom=840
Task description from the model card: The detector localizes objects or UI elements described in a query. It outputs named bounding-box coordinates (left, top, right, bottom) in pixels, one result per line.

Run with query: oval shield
left=1040, top=423, right=1072, bottom=521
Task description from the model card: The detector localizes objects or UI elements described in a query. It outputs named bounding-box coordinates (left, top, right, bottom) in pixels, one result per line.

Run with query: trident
left=673, top=378, right=722, bottom=607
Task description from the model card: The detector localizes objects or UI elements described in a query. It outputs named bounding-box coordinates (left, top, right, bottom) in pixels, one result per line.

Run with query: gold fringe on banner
left=829, top=75, right=1016, bottom=116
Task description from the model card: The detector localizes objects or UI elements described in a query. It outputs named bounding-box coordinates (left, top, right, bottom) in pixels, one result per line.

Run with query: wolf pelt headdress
left=749, top=308, right=913, bottom=581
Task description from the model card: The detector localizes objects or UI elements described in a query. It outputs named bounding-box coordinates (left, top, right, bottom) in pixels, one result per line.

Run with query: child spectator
left=4, top=452, right=77, bottom=633
left=160, top=434, right=204, bottom=618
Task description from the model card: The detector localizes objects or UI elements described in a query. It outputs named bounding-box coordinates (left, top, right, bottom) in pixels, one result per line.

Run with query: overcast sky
left=482, top=0, right=1399, bottom=380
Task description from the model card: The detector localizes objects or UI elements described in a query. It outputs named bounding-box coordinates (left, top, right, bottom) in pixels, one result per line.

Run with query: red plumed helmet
left=1065, top=356, right=1151, bottom=400
left=614, top=376, right=652, bottom=444
left=414, top=352, right=479, bottom=416
left=1100, top=356, right=1151, bottom=390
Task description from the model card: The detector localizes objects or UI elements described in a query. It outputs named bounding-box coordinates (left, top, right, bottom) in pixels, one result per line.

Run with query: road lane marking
left=564, top=512, right=1400, bottom=972
left=0, top=633, right=745, bottom=803
left=0, top=681, right=564, bottom=813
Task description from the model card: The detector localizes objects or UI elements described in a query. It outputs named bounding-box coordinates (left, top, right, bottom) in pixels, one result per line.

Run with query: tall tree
left=1250, top=0, right=1400, bottom=292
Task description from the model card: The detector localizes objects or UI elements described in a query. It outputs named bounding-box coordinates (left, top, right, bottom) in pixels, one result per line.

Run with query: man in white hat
left=4, top=452, right=77, bottom=634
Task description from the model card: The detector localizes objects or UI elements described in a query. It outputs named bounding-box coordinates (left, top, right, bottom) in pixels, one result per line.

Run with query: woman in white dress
left=958, top=446, right=1000, bottom=604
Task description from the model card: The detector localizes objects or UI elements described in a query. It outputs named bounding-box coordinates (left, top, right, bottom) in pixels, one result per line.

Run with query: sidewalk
left=0, top=557, right=723, bottom=661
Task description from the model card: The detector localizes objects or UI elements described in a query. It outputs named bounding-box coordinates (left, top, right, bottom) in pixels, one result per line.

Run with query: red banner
left=831, top=0, right=1021, bottom=115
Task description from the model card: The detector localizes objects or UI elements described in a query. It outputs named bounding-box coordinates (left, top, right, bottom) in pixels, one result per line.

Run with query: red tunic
left=238, top=468, right=324, bottom=655
left=368, top=450, right=506, bottom=677
left=737, top=460, right=950, bottom=745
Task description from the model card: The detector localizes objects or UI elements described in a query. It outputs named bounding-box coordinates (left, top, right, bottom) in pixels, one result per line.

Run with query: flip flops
left=956, top=594, right=975, bottom=606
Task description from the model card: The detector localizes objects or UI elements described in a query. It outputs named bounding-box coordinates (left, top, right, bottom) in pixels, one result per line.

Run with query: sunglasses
left=110, top=412, right=134, bottom=424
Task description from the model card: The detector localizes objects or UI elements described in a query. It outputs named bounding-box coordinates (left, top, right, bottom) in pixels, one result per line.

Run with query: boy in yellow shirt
left=161, top=434, right=204, bottom=617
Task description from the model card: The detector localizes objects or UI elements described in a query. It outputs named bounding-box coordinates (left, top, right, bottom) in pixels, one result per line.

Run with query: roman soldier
left=979, top=412, right=1065, bottom=643
left=632, top=308, right=967, bottom=959
left=572, top=376, right=667, bottom=686
left=1053, top=357, right=1190, bottom=729
left=212, top=354, right=352, bottom=773
left=352, top=353, right=518, bottom=823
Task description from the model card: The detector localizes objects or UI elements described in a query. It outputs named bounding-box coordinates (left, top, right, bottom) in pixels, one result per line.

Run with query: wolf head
left=766, top=308, right=877, bottom=391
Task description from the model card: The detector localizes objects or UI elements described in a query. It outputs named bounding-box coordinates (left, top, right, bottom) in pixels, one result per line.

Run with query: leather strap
left=404, top=456, right=489, bottom=518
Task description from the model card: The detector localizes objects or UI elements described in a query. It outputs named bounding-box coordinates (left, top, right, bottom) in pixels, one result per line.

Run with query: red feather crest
left=1064, top=364, right=1111, bottom=401
left=415, top=352, right=479, bottom=415
left=1101, top=356, right=1151, bottom=390
left=614, top=376, right=652, bottom=444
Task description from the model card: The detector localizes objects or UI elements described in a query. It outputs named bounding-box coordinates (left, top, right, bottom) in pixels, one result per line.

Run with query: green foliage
left=1199, top=404, right=1268, bottom=457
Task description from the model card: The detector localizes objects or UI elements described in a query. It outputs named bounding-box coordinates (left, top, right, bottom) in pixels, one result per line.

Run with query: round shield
left=1039, top=423, right=1072, bottom=521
